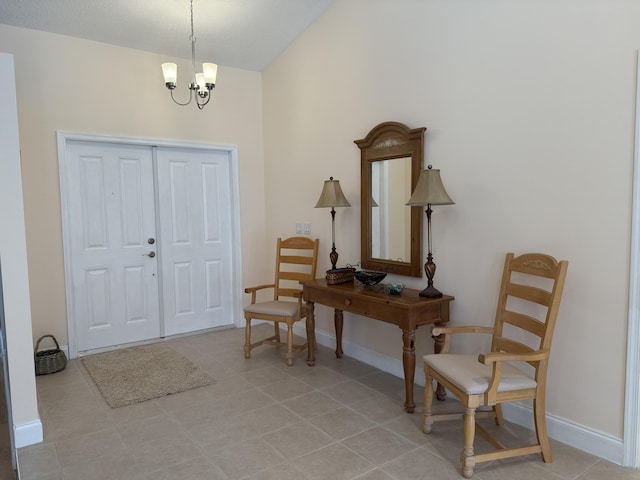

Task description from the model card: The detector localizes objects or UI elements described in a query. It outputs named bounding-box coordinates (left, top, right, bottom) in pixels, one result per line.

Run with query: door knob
left=143, top=251, right=156, bottom=258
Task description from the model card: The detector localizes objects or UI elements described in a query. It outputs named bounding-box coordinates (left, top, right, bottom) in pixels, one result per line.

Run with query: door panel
left=67, top=141, right=160, bottom=351
left=157, top=147, right=234, bottom=336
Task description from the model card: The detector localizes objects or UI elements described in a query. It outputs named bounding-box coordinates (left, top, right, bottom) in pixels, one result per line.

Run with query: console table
left=301, top=278, right=454, bottom=413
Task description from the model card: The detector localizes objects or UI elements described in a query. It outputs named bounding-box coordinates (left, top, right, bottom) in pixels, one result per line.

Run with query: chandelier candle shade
left=406, top=165, right=454, bottom=298
left=161, top=0, right=218, bottom=110
left=315, top=177, right=351, bottom=270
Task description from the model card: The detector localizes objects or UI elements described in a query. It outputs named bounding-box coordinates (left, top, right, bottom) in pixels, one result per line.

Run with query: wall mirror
left=355, top=121, right=425, bottom=277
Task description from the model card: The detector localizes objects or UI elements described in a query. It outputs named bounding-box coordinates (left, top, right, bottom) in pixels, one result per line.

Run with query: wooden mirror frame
left=355, top=121, right=425, bottom=277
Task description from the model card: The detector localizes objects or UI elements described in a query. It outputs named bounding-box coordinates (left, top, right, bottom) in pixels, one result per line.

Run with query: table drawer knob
left=344, top=298, right=352, bottom=306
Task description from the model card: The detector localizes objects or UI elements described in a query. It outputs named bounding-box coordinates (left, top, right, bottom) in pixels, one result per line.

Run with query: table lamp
left=315, top=177, right=351, bottom=270
left=406, top=165, right=454, bottom=297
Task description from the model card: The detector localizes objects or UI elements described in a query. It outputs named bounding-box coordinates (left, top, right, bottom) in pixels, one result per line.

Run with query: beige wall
left=262, top=0, right=640, bottom=440
left=0, top=24, right=268, bottom=348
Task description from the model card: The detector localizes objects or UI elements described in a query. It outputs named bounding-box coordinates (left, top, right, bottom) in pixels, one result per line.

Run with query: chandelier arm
left=197, top=97, right=210, bottom=110
left=170, top=88, right=194, bottom=107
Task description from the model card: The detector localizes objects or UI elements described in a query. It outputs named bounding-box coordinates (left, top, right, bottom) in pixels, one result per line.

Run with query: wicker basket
left=34, top=335, right=67, bottom=375
left=325, top=267, right=356, bottom=285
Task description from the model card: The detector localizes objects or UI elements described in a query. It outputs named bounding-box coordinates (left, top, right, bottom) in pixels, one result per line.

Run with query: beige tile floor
left=17, top=325, right=640, bottom=480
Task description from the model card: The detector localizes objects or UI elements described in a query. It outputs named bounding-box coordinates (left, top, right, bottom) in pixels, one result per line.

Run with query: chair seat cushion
left=244, top=300, right=303, bottom=318
left=424, top=354, right=537, bottom=395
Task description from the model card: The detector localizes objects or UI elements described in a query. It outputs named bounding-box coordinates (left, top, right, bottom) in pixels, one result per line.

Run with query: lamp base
left=418, top=285, right=443, bottom=298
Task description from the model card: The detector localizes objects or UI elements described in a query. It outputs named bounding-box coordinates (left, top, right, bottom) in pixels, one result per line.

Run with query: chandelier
left=161, top=0, right=218, bottom=110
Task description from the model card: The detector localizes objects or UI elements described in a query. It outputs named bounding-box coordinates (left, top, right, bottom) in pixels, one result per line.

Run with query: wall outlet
left=295, top=222, right=311, bottom=235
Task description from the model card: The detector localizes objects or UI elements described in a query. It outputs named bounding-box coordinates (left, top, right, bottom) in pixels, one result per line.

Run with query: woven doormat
left=81, top=343, right=214, bottom=408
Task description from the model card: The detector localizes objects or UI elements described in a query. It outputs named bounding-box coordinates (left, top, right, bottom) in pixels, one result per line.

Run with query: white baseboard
left=501, top=402, right=624, bottom=465
left=293, top=323, right=625, bottom=465
left=14, top=419, right=43, bottom=448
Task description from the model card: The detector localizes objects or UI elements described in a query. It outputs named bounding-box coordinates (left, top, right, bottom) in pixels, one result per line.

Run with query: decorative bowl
left=354, top=270, right=387, bottom=286
left=385, top=283, right=405, bottom=295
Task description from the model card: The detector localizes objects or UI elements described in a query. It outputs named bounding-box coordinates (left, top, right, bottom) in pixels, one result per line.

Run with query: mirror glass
left=355, top=122, right=425, bottom=278
left=370, top=157, right=412, bottom=262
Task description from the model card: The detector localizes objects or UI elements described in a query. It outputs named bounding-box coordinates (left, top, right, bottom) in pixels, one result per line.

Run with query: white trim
left=292, top=322, right=625, bottom=464
left=56, top=132, right=77, bottom=358
left=57, top=131, right=243, bottom=358
left=502, top=402, right=623, bottom=465
left=229, top=147, right=245, bottom=328
left=624, top=50, right=640, bottom=469
left=14, top=420, right=42, bottom=448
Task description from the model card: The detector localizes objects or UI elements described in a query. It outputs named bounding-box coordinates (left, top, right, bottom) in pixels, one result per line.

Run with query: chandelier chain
left=190, top=0, right=197, bottom=85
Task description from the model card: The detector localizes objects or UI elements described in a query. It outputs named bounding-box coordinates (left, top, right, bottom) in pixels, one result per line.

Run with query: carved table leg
left=433, top=320, right=447, bottom=401
left=306, top=301, right=315, bottom=366
left=334, top=308, right=344, bottom=358
left=402, top=329, right=416, bottom=413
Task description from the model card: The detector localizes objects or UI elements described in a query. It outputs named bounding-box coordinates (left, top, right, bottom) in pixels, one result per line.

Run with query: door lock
left=148, top=238, right=155, bottom=245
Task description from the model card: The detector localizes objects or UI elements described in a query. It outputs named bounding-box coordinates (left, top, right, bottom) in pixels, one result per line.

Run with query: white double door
left=65, top=140, right=236, bottom=353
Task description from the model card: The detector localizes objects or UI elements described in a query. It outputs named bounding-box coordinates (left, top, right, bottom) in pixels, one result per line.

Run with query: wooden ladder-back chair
left=422, top=252, right=568, bottom=478
left=243, top=237, right=319, bottom=366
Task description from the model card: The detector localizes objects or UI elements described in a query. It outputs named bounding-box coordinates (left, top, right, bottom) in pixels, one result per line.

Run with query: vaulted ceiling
left=0, top=0, right=334, bottom=71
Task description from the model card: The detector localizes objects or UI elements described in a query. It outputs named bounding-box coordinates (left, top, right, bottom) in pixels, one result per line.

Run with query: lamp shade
left=315, top=177, right=351, bottom=208
left=195, top=73, right=206, bottom=92
left=161, top=62, right=178, bottom=84
left=202, top=63, right=218, bottom=85
left=406, top=166, right=455, bottom=206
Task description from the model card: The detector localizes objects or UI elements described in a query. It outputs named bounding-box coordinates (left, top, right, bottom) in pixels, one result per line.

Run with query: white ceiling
left=0, top=0, right=334, bottom=71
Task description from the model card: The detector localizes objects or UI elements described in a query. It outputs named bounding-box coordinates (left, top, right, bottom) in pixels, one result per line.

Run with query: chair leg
left=422, top=368, right=434, bottom=434
left=274, top=321, right=281, bottom=344
left=494, top=404, right=504, bottom=426
left=460, top=407, right=477, bottom=478
left=534, top=396, right=552, bottom=462
left=243, top=316, right=252, bottom=359
left=285, top=323, right=294, bottom=366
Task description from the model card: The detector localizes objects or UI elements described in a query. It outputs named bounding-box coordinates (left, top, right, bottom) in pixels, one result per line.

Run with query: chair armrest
left=431, top=326, right=494, bottom=354
left=244, top=284, right=275, bottom=304
left=244, top=284, right=275, bottom=294
left=478, top=349, right=549, bottom=405
left=478, top=349, right=548, bottom=365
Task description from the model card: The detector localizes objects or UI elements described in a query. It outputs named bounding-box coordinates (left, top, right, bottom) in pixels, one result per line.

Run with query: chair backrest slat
left=279, top=255, right=315, bottom=266
left=505, top=283, right=552, bottom=306
left=279, top=271, right=315, bottom=282
left=495, top=336, right=535, bottom=355
left=502, top=310, right=546, bottom=337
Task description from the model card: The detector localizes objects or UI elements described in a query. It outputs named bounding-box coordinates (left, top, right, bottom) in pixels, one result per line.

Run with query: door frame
left=57, top=131, right=244, bottom=358
left=624, top=51, right=640, bottom=468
